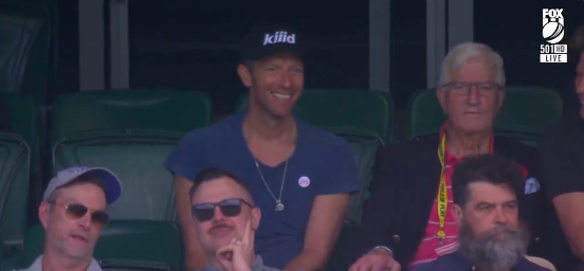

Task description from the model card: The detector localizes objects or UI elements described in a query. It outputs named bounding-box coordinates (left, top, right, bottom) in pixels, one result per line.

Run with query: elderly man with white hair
left=349, top=42, right=548, bottom=271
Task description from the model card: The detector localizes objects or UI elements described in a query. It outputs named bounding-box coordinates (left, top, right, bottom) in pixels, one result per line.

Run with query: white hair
left=438, top=42, right=505, bottom=87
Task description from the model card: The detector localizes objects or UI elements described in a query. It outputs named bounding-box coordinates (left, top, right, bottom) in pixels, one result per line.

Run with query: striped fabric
left=409, top=149, right=460, bottom=269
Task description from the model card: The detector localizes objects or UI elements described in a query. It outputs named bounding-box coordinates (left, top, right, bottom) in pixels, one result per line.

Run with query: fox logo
left=263, top=31, right=296, bottom=46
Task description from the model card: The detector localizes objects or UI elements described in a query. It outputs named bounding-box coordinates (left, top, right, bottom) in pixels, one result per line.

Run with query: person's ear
left=250, top=207, right=261, bottom=230
left=39, top=201, right=51, bottom=229
left=237, top=64, right=253, bottom=88
left=452, top=204, right=464, bottom=226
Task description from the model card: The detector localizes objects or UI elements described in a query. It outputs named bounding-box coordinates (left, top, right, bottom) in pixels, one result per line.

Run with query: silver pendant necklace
left=254, top=158, right=288, bottom=212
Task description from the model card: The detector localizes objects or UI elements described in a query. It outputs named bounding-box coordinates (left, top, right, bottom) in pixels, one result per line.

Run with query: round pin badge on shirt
left=298, top=176, right=310, bottom=188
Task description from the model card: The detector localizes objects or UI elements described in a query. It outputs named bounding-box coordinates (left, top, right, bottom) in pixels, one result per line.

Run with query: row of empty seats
left=0, top=87, right=563, bottom=271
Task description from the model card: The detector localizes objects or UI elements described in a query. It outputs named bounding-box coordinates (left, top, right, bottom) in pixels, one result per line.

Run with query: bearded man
left=413, top=154, right=551, bottom=271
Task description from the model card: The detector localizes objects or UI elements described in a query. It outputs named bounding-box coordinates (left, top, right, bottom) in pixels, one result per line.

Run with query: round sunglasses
left=191, top=198, right=253, bottom=222
left=48, top=201, right=110, bottom=227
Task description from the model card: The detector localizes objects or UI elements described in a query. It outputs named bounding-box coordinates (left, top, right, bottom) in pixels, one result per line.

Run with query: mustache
left=208, top=223, right=234, bottom=234
left=482, top=224, right=522, bottom=240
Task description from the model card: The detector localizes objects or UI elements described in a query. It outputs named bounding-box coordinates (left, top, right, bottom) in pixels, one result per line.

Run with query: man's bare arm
left=176, top=174, right=208, bottom=270
left=553, top=192, right=584, bottom=260
left=283, top=194, right=350, bottom=271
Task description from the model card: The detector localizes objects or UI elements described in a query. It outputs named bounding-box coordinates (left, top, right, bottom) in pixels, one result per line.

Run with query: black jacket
left=353, top=135, right=551, bottom=267
left=539, top=115, right=584, bottom=271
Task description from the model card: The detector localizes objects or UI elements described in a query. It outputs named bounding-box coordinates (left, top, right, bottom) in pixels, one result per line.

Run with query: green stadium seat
left=0, top=93, right=39, bottom=271
left=22, top=220, right=184, bottom=271
left=0, top=93, right=39, bottom=146
left=0, top=133, right=31, bottom=258
left=51, top=90, right=212, bottom=221
left=234, top=89, right=394, bottom=143
left=407, top=86, right=563, bottom=146
left=0, top=2, right=51, bottom=103
left=0, top=92, right=41, bottom=194
left=337, top=129, right=384, bottom=225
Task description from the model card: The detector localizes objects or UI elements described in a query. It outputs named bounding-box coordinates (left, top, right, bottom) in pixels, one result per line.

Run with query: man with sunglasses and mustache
left=17, top=166, right=122, bottom=271
left=190, top=167, right=279, bottom=271
left=413, top=154, right=550, bottom=271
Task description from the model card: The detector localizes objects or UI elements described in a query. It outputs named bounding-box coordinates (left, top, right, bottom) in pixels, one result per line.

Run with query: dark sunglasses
left=191, top=198, right=253, bottom=222
left=48, top=202, right=110, bottom=227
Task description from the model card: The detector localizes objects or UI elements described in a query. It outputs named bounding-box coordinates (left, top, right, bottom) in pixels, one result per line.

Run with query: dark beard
left=458, top=220, right=530, bottom=271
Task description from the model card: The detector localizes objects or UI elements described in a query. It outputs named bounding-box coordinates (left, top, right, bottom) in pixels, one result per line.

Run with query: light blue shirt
left=14, top=255, right=102, bottom=271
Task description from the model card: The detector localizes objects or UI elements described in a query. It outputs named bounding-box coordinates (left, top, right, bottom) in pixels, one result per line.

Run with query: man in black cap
left=164, top=23, right=359, bottom=271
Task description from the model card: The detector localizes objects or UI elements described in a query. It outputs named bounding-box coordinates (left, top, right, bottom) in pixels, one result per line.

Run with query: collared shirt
left=409, top=125, right=532, bottom=269
left=410, top=125, right=495, bottom=268
left=409, top=146, right=461, bottom=268
left=198, top=256, right=280, bottom=271
left=411, top=250, right=552, bottom=271
left=14, top=255, right=102, bottom=271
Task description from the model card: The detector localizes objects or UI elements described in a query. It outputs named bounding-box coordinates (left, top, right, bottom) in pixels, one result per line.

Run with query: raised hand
left=216, top=220, right=256, bottom=271
left=241, top=219, right=255, bottom=264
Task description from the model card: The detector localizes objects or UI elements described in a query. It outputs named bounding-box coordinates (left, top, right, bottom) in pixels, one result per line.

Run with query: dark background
left=55, top=0, right=584, bottom=138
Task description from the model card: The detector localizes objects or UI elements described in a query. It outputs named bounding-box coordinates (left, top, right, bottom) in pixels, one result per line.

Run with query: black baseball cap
left=240, top=23, right=306, bottom=63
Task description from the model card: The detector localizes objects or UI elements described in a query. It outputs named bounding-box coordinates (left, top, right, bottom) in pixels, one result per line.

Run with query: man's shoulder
left=13, top=255, right=102, bottom=271
left=297, top=120, right=342, bottom=141
left=376, top=136, right=438, bottom=164
left=542, top=115, right=584, bottom=147
left=494, top=135, right=540, bottom=156
left=494, top=136, right=540, bottom=166
left=179, top=113, right=242, bottom=143
left=545, top=115, right=583, bottom=135
left=296, top=120, right=354, bottom=152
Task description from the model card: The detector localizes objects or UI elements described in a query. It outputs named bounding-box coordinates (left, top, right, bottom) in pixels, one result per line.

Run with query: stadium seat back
left=335, top=129, right=384, bottom=225
left=23, top=220, right=183, bottom=271
left=51, top=90, right=212, bottom=141
left=0, top=2, right=51, bottom=103
left=0, top=133, right=31, bottom=255
left=235, top=89, right=394, bottom=142
left=51, top=90, right=212, bottom=220
left=407, top=86, right=563, bottom=145
left=407, top=89, right=444, bottom=139
left=53, top=134, right=181, bottom=220
left=0, top=93, right=39, bottom=146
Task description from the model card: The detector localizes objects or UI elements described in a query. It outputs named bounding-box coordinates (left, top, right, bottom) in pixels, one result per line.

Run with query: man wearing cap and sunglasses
left=190, top=167, right=279, bottom=271
left=165, top=23, right=358, bottom=271
left=16, top=167, right=122, bottom=271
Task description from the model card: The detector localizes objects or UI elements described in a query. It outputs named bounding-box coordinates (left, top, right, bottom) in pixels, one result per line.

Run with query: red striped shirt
left=408, top=128, right=528, bottom=269
left=409, top=147, right=460, bottom=268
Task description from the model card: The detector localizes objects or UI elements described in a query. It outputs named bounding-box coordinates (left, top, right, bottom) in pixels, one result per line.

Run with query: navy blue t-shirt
left=164, top=111, right=359, bottom=269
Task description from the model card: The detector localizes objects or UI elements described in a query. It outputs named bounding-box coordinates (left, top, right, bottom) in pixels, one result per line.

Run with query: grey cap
left=44, top=167, right=123, bottom=204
